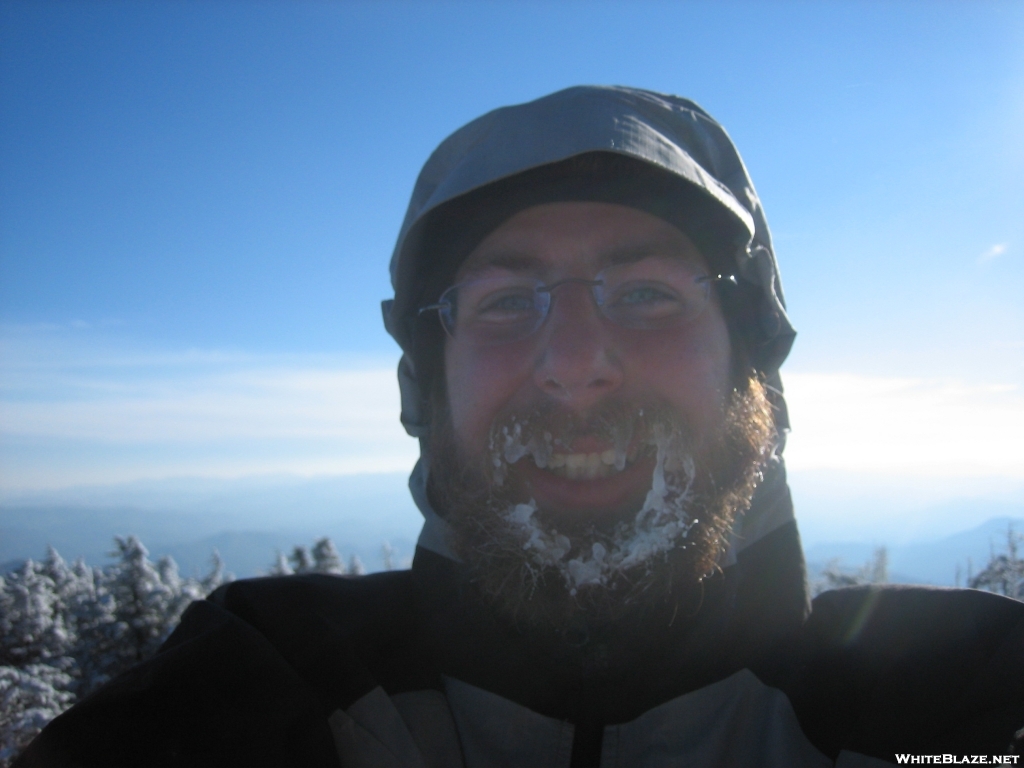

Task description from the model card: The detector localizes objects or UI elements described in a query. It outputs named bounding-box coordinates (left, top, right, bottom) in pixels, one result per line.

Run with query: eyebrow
left=604, top=243, right=671, bottom=266
left=463, top=241, right=680, bottom=276
left=464, top=251, right=545, bottom=273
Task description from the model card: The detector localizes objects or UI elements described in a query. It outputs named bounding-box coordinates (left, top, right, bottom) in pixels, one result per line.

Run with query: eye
left=470, top=287, right=540, bottom=326
left=602, top=278, right=701, bottom=328
left=614, top=283, right=679, bottom=306
left=480, top=291, right=535, bottom=313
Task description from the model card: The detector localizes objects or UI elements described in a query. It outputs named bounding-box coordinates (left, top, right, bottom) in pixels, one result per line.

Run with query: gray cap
left=383, top=85, right=795, bottom=440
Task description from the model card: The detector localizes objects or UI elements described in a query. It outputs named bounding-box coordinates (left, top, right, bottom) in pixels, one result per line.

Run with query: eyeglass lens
left=439, top=258, right=713, bottom=345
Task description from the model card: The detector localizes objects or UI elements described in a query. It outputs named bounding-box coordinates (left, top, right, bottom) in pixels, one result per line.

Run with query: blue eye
left=602, top=279, right=694, bottom=328
left=440, top=276, right=548, bottom=344
left=482, top=293, right=535, bottom=312
left=617, top=285, right=677, bottom=305
left=471, top=289, right=541, bottom=326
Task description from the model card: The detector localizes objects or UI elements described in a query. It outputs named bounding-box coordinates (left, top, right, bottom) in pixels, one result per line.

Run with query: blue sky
left=1, top=1, right=1022, bottom=529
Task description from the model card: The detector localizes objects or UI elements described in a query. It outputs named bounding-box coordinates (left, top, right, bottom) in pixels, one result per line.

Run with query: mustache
left=490, top=397, right=680, bottom=441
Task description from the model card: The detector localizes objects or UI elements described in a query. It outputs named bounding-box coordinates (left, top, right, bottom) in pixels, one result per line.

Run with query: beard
left=427, top=375, right=776, bottom=634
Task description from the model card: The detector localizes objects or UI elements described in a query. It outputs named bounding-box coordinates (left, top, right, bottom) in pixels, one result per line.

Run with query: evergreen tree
left=348, top=555, right=366, bottom=576
left=268, top=551, right=293, bottom=576
left=286, top=540, right=359, bottom=575
left=381, top=542, right=395, bottom=571
left=311, top=538, right=346, bottom=574
left=811, top=547, right=889, bottom=597
left=0, top=537, right=229, bottom=765
left=0, top=664, right=75, bottom=766
left=288, top=545, right=313, bottom=574
left=970, top=526, right=1024, bottom=599
left=0, top=559, right=64, bottom=669
left=1, top=533, right=369, bottom=763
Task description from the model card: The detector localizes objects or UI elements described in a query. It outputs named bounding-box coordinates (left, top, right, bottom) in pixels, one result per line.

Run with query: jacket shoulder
left=17, top=571, right=422, bottom=768
left=785, top=585, right=1024, bottom=757
left=203, top=570, right=417, bottom=655
left=202, top=570, right=430, bottom=698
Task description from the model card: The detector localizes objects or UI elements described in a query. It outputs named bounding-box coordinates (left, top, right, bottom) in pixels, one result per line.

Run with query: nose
left=532, top=282, right=624, bottom=409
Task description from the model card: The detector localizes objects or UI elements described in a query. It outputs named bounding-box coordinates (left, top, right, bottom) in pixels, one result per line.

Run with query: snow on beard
left=481, top=399, right=710, bottom=597
left=432, top=378, right=774, bottom=630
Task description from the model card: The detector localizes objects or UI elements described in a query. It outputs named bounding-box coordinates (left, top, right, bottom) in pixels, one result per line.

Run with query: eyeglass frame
left=418, top=266, right=737, bottom=345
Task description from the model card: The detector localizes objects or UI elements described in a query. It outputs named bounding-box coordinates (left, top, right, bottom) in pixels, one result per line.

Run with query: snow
left=495, top=425, right=698, bottom=593
left=0, top=538, right=230, bottom=766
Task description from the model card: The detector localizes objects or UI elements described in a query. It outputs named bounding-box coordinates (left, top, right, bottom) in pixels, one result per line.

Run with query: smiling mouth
left=525, top=442, right=645, bottom=481
left=491, top=416, right=651, bottom=487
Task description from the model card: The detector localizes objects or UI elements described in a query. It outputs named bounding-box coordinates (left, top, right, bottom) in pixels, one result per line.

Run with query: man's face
left=444, top=201, right=733, bottom=523
left=431, top=200, right=773, bottom=628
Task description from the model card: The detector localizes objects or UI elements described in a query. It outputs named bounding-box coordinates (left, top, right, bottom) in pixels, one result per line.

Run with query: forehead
left=456, top=201, right=708, bottom=278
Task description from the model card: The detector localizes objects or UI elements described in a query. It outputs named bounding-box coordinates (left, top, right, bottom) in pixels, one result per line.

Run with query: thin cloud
left=4, top=329, right=1023, bottom=489
left=783, top=373, right=1024, bottom=478
left=978, top=242, right=1008, bottom=264
left=0, top=339, right=418, bottom=491
left=0, top=368, right=406, bottom=442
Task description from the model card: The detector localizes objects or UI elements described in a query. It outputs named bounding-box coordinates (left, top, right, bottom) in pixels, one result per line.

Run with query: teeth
left=542, top=450, right=627, bottom=480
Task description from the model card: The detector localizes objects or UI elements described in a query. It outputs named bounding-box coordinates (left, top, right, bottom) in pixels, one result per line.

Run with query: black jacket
left=17, top=523, right=1024, bottom=767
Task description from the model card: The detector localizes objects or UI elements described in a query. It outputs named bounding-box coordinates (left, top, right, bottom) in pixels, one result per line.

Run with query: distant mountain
left=4, top=471, right=1022, bottom=584
left=805, top=516, right=1024, bottom=586
left=789, top=467, right=1024, bottom=547
left=0, top=472, right=424, bottom=576
left=160, top=529, right=418, bottom=578
left=0, top=505, right=237, bottom=569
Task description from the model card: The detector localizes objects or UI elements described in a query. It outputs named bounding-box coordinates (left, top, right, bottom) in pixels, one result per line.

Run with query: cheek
left=444, top=340, right=534, bottom=454
left=621, top=323, right=732, bottom=430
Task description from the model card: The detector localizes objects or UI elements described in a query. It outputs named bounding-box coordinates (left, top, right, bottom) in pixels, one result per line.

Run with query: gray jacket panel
left=328, top=670, right=842, bottom=767
left=600, top=669, right=831, bottom=768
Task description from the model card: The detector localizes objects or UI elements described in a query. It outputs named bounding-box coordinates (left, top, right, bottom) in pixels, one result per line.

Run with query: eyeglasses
left=419, top=258, right=735, bottom=346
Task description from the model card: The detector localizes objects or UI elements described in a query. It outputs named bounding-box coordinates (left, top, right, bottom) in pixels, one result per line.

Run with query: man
left=19, top=87, right=1024, bottom=767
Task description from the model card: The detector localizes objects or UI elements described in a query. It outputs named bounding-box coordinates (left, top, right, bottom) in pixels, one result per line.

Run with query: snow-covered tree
left=970, top=527, right=1024, bottom=599
left=311, top=538, right=346, bottom=575
left=2, top=534, right=368, bottom=763
left=0, top=556, right=69, bottom=669
left=268, top=551, right=293, bottom=576
left=288, top=545, right=314, bottom=574
left=0, top=538, right=229, bottom=766
left=811, top=547, right=889, bottom=597
left=273, top=538, right=364, bottom=576
left=348, top=555, right=366, bottom=576
left=0, top=663, right=76, bottom=766
left=201, top=551, right=228, bottom=595
left=381, top=542, right=396, bottom=571
left=100, top=537, right=207, bottom=670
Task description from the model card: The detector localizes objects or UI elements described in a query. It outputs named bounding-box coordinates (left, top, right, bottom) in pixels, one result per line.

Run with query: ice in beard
left=488, top=409, right=699, bottom=596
